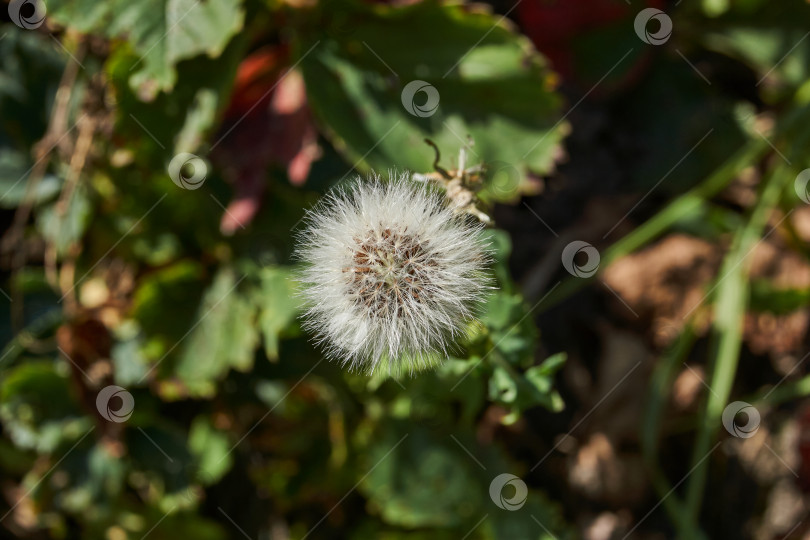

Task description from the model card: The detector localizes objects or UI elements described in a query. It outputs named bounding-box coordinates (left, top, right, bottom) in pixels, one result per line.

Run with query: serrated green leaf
left=360, top=423, right=483, bottom=528
left=47, top=0, right=244, bottom=95
left=299, top=1, right=566, bottom=201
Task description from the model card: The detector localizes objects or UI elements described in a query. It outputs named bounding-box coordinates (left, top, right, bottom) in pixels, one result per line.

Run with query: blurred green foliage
left=0, top=0, right=574, bottom=538
left=3, top=0, right=810, bottom=538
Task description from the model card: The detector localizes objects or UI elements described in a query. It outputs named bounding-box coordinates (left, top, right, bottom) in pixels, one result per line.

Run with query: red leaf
left=213, top=46, right=320, bottom=235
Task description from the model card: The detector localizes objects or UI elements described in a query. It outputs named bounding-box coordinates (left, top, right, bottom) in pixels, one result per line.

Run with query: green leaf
left=35, top=184, right=93, bottom=256
left=0, top=361, right=87, bottom=452
left=69, top=443, right=127, bottom=507
left=422, top=360, right=486, bottom=425
left=174, top=89, right=219, bottom=154
left=299, top=1, right=566, bottom=200
left=126, top=422, right=196, bottom=508
left=0, top=30, right=66, bottom=145
left=488, top=355, right=566, bottom=417
left=529, top=352, right=567, bottom=378
left=47, top=0, right=245, bottom=96
left=360, top=422, right=573, bottom=537
left=106, top=33, right=245, bottom=159
left=174, top=267, right=259, bottom=397
left=479, top=291, right=537, bottom=367
left=131, top=513, right=228, bottom=540
left=487, top=492, right=573, bottom=540
left=0, top=151, right=61, bottom=209
left=488, top=365, right=518, bottom=404
left=131, top=260, right=205, bottom=352
left=111, top=321, right=152, bottom=386
left=255, top=266, right=301, bottom=360
left=481, top=228, right=515, bottom=293
left=188, top=416, right=232, bottom=484
left=360, top=423, right=484, bottom=528
left=523, top=354, right=566, bottom=413
left=749, top=280, right=810, bottom=315
left=698, top=1, right=810, bottom=101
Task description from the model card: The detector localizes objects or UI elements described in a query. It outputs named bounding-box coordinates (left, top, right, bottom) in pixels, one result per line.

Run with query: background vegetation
left=1, top=0, right=810, bottom=538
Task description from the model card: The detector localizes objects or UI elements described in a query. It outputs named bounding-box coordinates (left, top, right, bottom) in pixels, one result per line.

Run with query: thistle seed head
left=296, top=173, right=490, bottom=375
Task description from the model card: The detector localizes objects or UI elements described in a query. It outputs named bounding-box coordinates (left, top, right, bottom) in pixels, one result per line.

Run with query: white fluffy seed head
left=295, top=173, right=490, bottom=376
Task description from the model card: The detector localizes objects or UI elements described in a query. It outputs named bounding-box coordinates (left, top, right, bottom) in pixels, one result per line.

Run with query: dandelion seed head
left=296, top=173, right=490, bottom=375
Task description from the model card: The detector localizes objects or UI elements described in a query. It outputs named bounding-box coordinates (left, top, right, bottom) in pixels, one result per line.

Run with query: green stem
left=536, top=104, right=810, bottom=312
left=642, top=325, right=697, bottom=462
left=641, top=324, right=698, bottom=530
left=681, top=163, right=794, bottom=534
left=755, top=373, right=810, bottom=407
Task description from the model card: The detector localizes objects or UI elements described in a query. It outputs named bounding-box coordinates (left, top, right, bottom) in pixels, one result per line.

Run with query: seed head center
left=344, top=228, right=430, bottom=316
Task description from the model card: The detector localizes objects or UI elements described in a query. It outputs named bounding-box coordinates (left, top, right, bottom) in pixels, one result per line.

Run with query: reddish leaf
left=517, top=0, right=664, bottom=88
left=213, top=46, right=320, bottom=235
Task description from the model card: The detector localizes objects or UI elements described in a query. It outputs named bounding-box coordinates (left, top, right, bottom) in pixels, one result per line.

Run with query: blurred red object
left=213, top=46, right=320, bottom=235
left=517, top=0, right=664, bottom=86
left=797, top=401, right=810, bottom=492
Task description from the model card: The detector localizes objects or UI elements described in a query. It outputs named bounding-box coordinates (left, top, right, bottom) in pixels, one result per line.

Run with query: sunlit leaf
left=299, top=1, right=566, bottom=201
left=47, top=0, right=245, bottom=96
